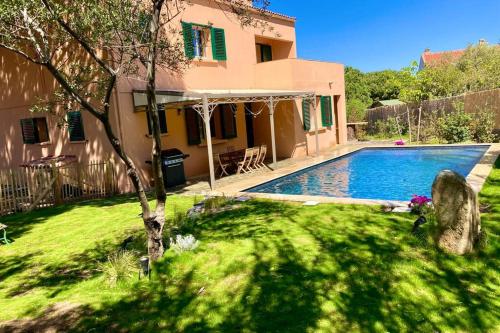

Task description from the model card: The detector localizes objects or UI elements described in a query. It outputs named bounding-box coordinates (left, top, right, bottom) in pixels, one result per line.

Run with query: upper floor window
left=182, top=21, right=227, bottom=61
left=20, top=117, right=49, bottom=144
left=256, top=43, right=272, bottom=63
left=192, top=26, right=208, bottom=58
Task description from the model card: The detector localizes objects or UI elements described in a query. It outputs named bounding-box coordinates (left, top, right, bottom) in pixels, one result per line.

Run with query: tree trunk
left=103, top=111, right=164, bottom=260
left=143, top=0, right=167, bottom=260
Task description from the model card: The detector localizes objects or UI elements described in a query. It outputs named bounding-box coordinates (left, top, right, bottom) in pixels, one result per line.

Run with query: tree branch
left=103, top=74, right=117, bottom=114
left=40, top=0, right=116, bottom=76
left=43, top=61, right=105, bottom=120
left=0, top=43, right=43, bottom=64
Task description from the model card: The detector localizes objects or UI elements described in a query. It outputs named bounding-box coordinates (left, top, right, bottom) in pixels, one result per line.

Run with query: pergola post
left=268, top=96, right=277, bottom=168
left=203, top=94, right=216, bottom=190
left=312, top=97, right=320, bottom=157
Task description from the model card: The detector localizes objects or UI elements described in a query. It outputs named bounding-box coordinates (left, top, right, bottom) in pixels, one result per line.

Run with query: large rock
left=431, top=170, right=481, bottom=255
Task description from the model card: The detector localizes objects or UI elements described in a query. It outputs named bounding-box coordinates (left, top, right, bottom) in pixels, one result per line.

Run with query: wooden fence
left=0, top=161, right=116, bottom=216
left=365, top=88, right=500, bottom=133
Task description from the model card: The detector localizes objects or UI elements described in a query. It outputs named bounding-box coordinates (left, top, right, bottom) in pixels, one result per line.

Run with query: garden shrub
left=356, top=127, right=368, bottom=141
left=470, top=108, right=497, bottom=143
left=169, top=234, right=199, bottom=254
left=370, top=116, right=404, bottom=137
left=169, top=204, right=194, bottom=235
left=347, top=98, right=368, bottom=123
left=414, top=110, right=443, bottom=143
left=204, top=196, right=231, bottom=210
left=436, top=104, right=472, bottom=143
left=171, top=205, right=187, bottom=226
left=98, top=250, right=138, bottom=286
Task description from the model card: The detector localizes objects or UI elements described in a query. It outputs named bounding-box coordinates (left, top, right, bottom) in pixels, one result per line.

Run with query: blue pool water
left=245, top=146, right=489, bottom=201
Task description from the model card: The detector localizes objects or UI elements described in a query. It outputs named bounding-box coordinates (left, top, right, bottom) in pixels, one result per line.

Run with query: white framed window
left=193, top=26, right=207, bottom=58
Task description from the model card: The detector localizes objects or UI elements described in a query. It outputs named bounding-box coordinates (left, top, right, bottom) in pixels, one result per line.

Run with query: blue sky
left=268, top=0, right=500, bottom=72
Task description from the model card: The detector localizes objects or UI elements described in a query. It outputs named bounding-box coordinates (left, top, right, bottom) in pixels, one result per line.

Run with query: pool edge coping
left=466, top=143, right=500, bottom=193
left=210, top=143, right=499, bottom=207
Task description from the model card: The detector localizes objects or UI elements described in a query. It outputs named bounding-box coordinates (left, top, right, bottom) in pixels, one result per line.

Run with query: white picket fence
left=0, top=161, right=116, bottom=216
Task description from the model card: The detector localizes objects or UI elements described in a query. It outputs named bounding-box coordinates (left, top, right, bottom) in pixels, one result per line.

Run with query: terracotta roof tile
left=421, top=49, right=465, bottom=66
left=217, top=0, right=296, bottom=21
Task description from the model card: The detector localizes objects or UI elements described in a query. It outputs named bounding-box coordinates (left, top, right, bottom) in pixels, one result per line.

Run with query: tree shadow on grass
left=217, top=236, right=323, bottom=332
left=68, top=201, right=323, bottom=332
left=4, top=239, right=116, bottom=299
left=0, top=253, right=38, bottom=286
left=2, top=199, right=499, bottom=332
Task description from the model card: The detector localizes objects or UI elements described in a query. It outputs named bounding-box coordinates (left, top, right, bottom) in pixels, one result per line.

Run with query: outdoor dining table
left=219, top=149, right=245, bottom=172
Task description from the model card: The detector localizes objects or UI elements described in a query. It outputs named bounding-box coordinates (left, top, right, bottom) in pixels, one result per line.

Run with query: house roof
left=420, top=49, right=465, bottom=67
left=216, top=0, right=296, bottom=22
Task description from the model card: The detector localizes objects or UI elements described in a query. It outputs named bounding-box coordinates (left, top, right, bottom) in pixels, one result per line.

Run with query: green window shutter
left=220, top=104, right=237, bottom=139
left=321, top=96, right=333, bottom=127
left=211, top=27, right=227, bottom=61
left=185, top=107, right=201, bottom=145
left=67, top=111, right=85, bottom=141
left=302, top=100, right=311, bottom=131
left=147, top=105, right=168, bottom=135
left=182, top=22, right=195, bottom=59
left=20, top=118, right=36, bottom=144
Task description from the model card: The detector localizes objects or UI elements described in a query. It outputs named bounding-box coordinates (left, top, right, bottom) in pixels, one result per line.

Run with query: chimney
left=424, top=48, right=430, bottom=53
left=478, top=39, right=487, bottom=45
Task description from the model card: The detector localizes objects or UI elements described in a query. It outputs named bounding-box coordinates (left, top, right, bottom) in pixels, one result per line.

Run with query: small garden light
left=139, top=256, right=150, bottom=280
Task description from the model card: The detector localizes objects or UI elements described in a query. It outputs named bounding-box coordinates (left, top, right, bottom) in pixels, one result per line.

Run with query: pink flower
left=395, top=140, right=405, bottom=146
left=409, top=195, right=432, bottom=207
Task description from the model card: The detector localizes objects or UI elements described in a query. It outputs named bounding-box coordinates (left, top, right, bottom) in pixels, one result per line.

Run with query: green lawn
left=0, top=159, right=499, bottom=332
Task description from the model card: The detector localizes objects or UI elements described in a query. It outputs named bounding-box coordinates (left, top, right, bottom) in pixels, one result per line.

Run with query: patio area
left=177, top=142, right=362, bottom=193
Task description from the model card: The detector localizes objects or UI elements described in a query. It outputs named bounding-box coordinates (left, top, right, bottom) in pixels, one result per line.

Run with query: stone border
left=466, top=144, right=500, bottom=193
left=209, top=143, right=499, bottom=207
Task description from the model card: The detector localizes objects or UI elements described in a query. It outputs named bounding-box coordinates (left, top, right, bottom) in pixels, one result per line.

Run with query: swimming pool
left=245, top=146, right=489, bottom=201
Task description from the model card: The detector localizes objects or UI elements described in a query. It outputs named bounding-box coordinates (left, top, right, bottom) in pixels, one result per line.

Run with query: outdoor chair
left=255, top=145, right=267, bottom=169
left=251, top=145, right=263, bottom=170
left=237, top=148, right=255, bottom=174
left=247, top=148, right=260, bottom=172
left=0, top=223, right=10, bottom=245
left=214, top=153, right=231, bottom=178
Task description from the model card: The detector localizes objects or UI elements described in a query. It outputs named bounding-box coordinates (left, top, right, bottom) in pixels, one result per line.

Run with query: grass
left=0, top=159, right=499, bottom=332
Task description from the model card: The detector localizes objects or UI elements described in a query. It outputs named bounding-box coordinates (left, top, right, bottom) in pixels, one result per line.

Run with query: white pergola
left=133, top=89, right=320, bottom=190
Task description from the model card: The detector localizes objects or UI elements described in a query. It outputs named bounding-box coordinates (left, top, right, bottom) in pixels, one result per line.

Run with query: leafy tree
left=0, top=0, right=268, bottom=260
left=399, top=60, right=464, bottom=102
left=458, top=43, right=500, bottom=92
left=345, top=66, right=371, bottom=104
left=365, top=70, right=402, bottom=103
left=416, top=63, right=465, bottom=99
left=398, top=61, right=423, bottom=104
left=344, top=66, right=371, bottom=122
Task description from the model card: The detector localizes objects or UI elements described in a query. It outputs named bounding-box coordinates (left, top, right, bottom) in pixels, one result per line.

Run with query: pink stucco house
left=0, top=0, right=346, bottom=192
